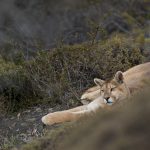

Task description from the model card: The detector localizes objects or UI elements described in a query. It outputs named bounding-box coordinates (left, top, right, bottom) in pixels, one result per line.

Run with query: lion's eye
left=111, top=87, right=116, bottom=91
left=101, top=90, right=104, bottom=92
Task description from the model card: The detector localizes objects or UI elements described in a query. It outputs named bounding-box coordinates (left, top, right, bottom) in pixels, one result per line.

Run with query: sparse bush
left=24, top=34, right=144, bottom=107
left=0, top=33, right=145, bottom=113
left=0, top=56, right=33, bottom=113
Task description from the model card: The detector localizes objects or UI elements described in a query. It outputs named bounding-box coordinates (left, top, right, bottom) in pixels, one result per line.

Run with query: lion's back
left=124, top=62, right=150, bottom=93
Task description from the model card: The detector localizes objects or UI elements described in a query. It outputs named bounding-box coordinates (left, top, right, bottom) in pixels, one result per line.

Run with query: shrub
left=0, top=33, right=145, bottom=113
left=0, top=56, right=33, bottom=113
left=24, top=34, right=144, bottom=107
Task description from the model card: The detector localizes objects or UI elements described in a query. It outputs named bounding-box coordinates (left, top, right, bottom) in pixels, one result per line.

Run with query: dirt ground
left=0, top=105, right=65, bottom=150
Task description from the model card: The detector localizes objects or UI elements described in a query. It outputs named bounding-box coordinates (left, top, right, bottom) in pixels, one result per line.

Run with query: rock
left=36, top=108, right=42, bottom=112
left=48, top=108, right=53, bottom=112
left=26, top=118, right=36, bottom=122
left=23, top=110, right=31, bottom=113
left=21, top=123, right=28, bottom=127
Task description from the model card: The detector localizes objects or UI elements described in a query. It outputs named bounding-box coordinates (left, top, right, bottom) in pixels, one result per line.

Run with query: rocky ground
left=0, top=105, right=65, bottom=150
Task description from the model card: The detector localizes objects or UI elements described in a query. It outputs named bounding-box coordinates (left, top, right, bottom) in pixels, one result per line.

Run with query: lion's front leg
left=41, top=97, right=105, bottom=126
left=81, top=89, right=100, bottom=104
left=42, top=111, right=75, bottom=125
left=41, top=105, right=88, bottom=125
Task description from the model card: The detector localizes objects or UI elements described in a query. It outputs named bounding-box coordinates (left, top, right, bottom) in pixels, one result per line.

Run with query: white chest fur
left=87, top=97, right=105, bottom=112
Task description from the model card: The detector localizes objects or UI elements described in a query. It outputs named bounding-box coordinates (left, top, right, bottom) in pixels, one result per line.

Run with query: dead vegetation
left=0, top=34, right=145, bottom=114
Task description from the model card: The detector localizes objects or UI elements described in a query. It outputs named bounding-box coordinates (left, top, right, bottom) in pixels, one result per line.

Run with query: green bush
left=0, top=33, right=145, bottom=113
left=24, top=34, right=144, bottom=107
left=0, top=57, right=34, bottom=113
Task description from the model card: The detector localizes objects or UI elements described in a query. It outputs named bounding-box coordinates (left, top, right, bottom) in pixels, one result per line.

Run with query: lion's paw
left=41, top=113, right=56, bottom=125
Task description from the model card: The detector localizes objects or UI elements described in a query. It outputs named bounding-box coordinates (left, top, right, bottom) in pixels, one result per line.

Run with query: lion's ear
left=114, top=71, right=124, bottom=83
left=94, top=78, right=104, bottom=86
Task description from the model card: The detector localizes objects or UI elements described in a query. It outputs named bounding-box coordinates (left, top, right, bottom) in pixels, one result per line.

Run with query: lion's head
left=94, top=71, right=130, bottom=105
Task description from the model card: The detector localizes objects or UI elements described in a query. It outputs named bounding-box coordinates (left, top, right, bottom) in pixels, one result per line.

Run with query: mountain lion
left=42, top=62, right=150, bottom=125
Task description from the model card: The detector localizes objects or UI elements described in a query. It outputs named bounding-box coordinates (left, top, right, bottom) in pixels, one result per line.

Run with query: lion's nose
left=105, top=97, right=110, bottom=102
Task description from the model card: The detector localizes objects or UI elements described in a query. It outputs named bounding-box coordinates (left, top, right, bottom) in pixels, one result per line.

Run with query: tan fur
left=81, top=86, right=100, bottom=104
left=42, top=62, right=150, bottom=125
left=42, top=96, right=107, bottom=125
left=95, top=79, right=130, bottom=104
left=81, top=62, right=150, bottom=103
